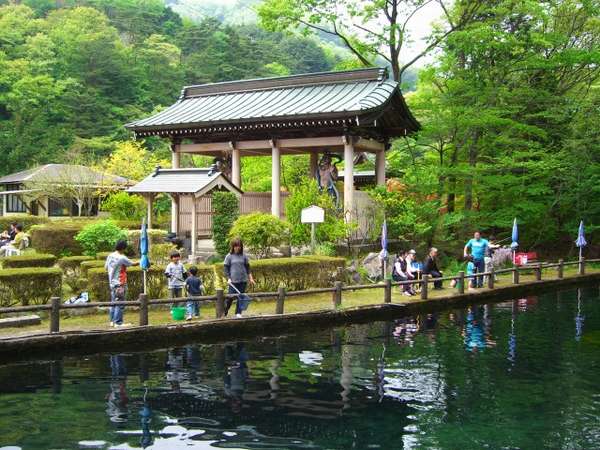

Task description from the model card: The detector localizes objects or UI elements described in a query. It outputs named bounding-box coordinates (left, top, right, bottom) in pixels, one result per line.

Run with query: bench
left=514, top=251, right=538, bottom=266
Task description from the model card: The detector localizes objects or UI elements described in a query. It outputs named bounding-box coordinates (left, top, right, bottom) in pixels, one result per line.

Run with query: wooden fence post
left=488, top=267, right=495, bottom=289
left=139, top=293, right=148, bottom=326
left=579, top=257, right=585, bottom=275
left=50, top=296, right=60, bottom=333
left=276, top=287, right=286, bottom=314
left=557, top=259, right=564, bottom=279
left=384, top=279, right=392, bottom=304
left=458, top=271, right=465, bottom=294
left=332, top=281, right=342, bottom=309
left=421, top=274, right=429, bottom=300
left=216, top=289, right=224, bottom=318
left=512, top=266, right=520, bottom=284
left=535, top=263, right=542, bottom=281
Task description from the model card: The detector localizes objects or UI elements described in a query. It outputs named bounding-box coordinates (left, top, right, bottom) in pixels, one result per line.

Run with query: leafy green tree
left=212, top=192, right=240, bottom=258
left=229, top=212, right=290, bottom=258
left=258, top=0, right=486, bottom=80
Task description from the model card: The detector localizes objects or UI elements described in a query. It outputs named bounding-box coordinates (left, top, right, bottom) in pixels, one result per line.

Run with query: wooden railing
left=1, top=258, right=598, bottom=334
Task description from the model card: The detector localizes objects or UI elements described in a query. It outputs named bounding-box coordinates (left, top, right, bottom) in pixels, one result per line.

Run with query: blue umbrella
left=575, top=220, right=587, bottom=260
left=511, top=218, right=519, bottom=250
left=379, top=219, right=388, bottom=278
left=140, top=219, right=150, bottom=293
left=380, top=219, right=388, bottom=259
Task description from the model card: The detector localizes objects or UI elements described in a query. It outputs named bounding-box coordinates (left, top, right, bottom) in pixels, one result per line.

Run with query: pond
left=1, top=287, right=599, bottom=449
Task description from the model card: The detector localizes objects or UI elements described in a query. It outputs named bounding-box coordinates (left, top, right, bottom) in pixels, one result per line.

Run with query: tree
left=100, top=140, right=170, bottom=181
left=258, top=0, right=486, bottom=81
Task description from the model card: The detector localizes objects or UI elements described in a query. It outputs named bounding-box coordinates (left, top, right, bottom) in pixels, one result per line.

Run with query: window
left=48, top=198, right=70, bottom=217
left=5, top=184, right=26, bottom=213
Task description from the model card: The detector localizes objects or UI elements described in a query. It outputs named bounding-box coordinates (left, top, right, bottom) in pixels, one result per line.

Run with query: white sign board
left=301, top=205, right=325, bottom=223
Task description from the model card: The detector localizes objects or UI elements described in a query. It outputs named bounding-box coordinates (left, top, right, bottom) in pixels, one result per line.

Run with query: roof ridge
left=182, top=68, right=388, bottom=99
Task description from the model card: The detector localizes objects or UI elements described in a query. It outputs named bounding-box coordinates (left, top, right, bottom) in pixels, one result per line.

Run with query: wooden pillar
left=171, top=143, right=180, bottom=233
left=191, top=195, right=198, bottom=257
left=145, top=194, right=153, bottom=229
left=343, top=136, right=354, bottom=222
left=170, top=194, right=179, bottom=235
left=271, top=140, right=281, bottom=218
left=375, top=150, right=386, bottom=186
left=309, top=152, right=319, bottom=179
left=231, top=145, right=241, bottom=188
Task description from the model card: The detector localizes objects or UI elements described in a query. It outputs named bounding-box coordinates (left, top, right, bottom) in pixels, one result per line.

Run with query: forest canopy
left=0, top=0, right=597, bottom=251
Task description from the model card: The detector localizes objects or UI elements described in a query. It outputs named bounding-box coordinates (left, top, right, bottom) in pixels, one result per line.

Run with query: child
left=450, top=255, right=476, bottom=290
left=466, top=255, right=476, bottom=289
left=185, top=266, right=204, bottom=320
left=165, top=251, right=187, bottom=300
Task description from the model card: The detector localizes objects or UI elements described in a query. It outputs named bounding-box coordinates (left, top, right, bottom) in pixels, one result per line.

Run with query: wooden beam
left=180, top=136, right=352, bottom=155
left=355, top=137, right=385, bottom=153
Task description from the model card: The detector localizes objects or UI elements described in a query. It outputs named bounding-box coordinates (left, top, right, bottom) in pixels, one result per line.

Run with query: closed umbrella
left=379, top=219, right=388, bottom=279
left=575, top=220, right=587, bottom=260
left=140, top=219, right=150, bottom=294
left=510, top=218, right=519, bottom=263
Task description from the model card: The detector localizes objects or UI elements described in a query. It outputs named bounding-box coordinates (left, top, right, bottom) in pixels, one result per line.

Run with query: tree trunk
left=447, top=147, right=458, bottom=213
left=464, top=131, right=480, bottom=212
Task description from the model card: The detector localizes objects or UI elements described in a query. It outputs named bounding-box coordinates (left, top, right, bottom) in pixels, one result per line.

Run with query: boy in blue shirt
left=464, top=231, right=489, bottom=288
left=184, top=266, right=204, bottom=320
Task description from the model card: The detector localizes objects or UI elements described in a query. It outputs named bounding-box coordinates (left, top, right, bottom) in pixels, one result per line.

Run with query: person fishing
left=223, top=237, right=255, bottom=318
left=165, top=251, right=187, bottom=305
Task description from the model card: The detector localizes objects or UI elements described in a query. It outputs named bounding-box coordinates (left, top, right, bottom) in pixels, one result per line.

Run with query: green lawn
left=0, top=264, right=597, bottom=339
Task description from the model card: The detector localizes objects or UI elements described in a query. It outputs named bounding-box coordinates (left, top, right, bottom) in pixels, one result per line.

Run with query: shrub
left=229, top=212, right=290, bottom=258
left=285, top=178, right=349, bottom=246
left=0, top=215, right=50, bottom=232
left=212, top=192, right=239, bottom=258
left=75, top=220, right=127, bottom=256
left=0, top=267, right=62, bottom=307
left=149, top=243, right=176, bottom=266
left=214, top=255, right=345, bottom=291
left=1, top=253, right=57, bottom=269
left=101, top=191, right=146, bottom=221
left=127, top=229, right=167, bottom=257
left=87, top=264, right=216, bottom=302
left=30, top=223, right=86, bottom=256
left=80, top=260, right=107, bottom=278
left=57, top=255, right=94, bottom=291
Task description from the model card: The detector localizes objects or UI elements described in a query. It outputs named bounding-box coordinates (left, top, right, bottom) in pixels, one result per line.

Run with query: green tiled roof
left=126, top=68, right=419, bottom=139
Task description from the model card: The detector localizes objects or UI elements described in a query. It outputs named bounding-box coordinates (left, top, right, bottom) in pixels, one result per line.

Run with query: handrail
left=0, top=257, right=596, bottom=333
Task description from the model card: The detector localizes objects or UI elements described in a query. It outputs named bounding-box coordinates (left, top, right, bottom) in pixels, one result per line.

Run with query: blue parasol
left=510, top=218, right=519, bottom=250
left=140, top=219, right=150, bottom=293
left=379, top=219, right=388, bottom=279
left=575, top=220, right=587, bottom=260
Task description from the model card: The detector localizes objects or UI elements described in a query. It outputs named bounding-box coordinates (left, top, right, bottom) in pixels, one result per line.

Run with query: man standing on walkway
left=464, top=231, right=489, bottom=288
left=105, top=240, right=138, bottom=327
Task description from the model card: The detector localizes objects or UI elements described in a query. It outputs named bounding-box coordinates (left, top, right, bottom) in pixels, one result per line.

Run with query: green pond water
left=1, top=287, right=600, bottom=450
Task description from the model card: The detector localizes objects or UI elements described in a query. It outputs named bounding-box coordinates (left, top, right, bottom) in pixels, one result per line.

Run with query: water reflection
left=0, top=287, right=599, bottom=450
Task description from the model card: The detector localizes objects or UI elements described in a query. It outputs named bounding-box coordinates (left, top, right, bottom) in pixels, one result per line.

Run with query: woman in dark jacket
left=223, top=237, right=255, bottom=317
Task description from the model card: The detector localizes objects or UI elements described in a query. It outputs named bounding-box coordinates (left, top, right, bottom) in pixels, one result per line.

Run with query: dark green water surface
left=1, top=287, right=600, bottom=449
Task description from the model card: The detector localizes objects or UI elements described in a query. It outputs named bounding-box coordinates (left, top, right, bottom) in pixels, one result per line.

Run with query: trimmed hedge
left=213, top=255, right=346, bottom=292
left=127, top=229, right=167, bottom=257
left=87, top=264, right=216, bottom=302
left=30, top=223, right=85, bottom=256
left=57, top=255, right=94, bottom=291
left=80, top=260, right=107, bottom=278
left=0, top=215, right=50, bottom=232
left=0, top=267, right=62, bottom=307
left=1, top=253, right=57, bottom=269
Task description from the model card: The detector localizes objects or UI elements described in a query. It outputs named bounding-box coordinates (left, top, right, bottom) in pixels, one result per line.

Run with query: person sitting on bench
left=0, top=223, right=27, bottom=256
left=423, top=247, right=443, bottom=290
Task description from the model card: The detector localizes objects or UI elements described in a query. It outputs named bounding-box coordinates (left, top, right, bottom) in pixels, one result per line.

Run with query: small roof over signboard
left=128, top=167, right=243, bottom=197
